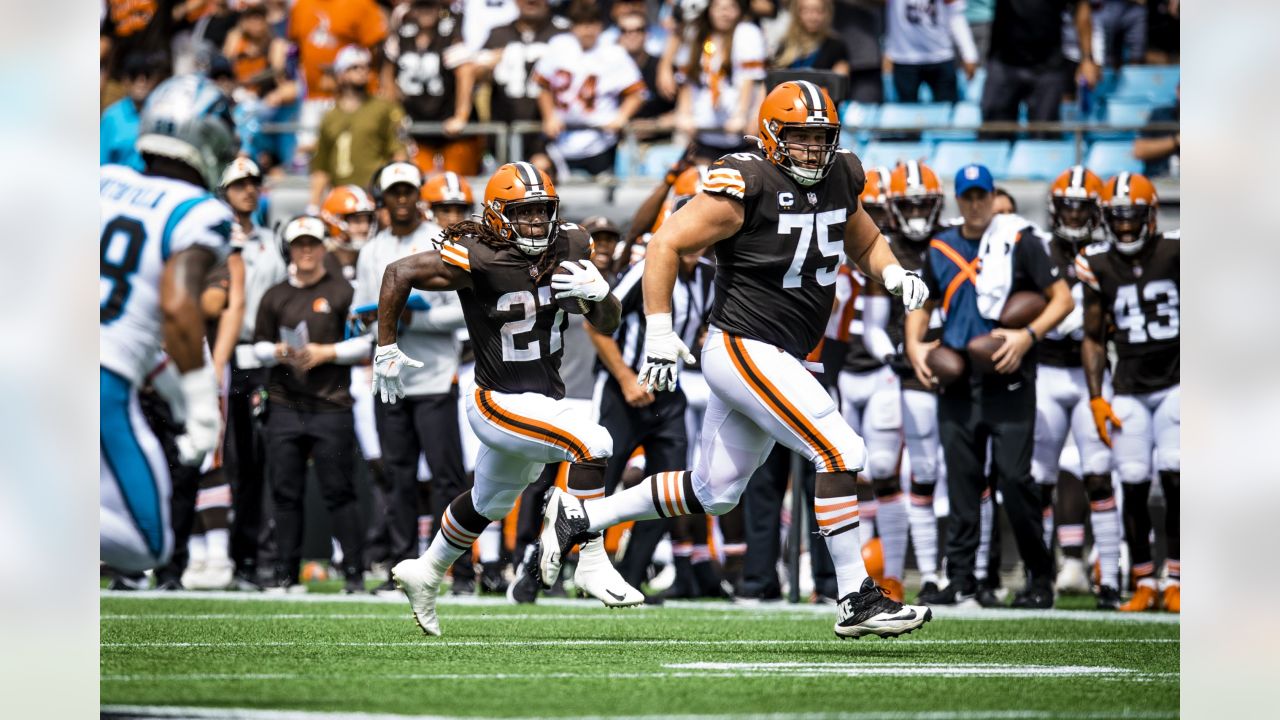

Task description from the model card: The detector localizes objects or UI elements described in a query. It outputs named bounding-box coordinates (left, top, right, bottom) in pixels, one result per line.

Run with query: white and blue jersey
left=99, top=164, right=233, bottom=572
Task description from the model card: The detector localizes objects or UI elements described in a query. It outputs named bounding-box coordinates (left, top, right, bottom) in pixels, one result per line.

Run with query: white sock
left=859, top=499, right=878, bottom=544
left=652, top=537, right=673, bottom=565
left=906, top=493, right=939, bottom=582
left=816, top=494, right=868, bottom=597
left=478, top=524, right=501, bottom=564
left=187, top=533, right=207, bottom=564
left=420, top=532, right=464, bottom=581
left=976, top=491, right=994, bottom=581
left=1090, top=501, right=1122, bottom=590
left=204, top=528, right=229, bottom=561
left=586, top=473, right=695, bottom=531
left=876, top=493, right=908, bottom=581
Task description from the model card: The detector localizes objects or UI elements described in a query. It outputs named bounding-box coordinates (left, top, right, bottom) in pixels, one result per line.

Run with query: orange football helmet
left=860, top=165, right=894, bottom=232
left=483, top=161, right=559, bottom=255
left=757, top=80, right=841, bottom=186
left=887, top=160, right=943, bottom=242
left=1101, top=172, right=1158, bottom=255
left=651, top=165, right=710, bottom=234
left=421, top=171, right=475, bottom=207
left=1048, top=165, right=1104, bottom=244
left=320, top=185, right=377, bottom=250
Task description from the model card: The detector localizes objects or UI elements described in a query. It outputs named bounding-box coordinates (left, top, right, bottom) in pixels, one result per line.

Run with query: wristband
left=1026, top=326, right=1038, bottom=343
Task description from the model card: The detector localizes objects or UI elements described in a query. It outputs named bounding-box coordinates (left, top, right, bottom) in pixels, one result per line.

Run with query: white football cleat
left=534, top=488, right=592, bottom=588
left=574, top=534, right=643, bottom=607
left=184, top=557, right=234, bottom=590
left=391, top=558, right=442, bottom=636
left=1056, top=557, right=1092, bottom=595
left=180, top=558, right=207, bottom=590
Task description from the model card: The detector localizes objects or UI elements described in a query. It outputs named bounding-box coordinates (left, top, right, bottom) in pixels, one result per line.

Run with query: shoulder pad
left=439, top=238, right=472, bottom=273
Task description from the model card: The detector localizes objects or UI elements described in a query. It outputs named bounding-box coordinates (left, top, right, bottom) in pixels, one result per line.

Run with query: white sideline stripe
left=101, top=708, right=1180, bottom=720
left=99, top=590, right=1181, bottom=625
left=100, top=638, right=1177, bottom=649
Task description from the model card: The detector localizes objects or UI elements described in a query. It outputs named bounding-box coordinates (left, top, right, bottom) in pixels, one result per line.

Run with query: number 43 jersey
left=100, top=164, right=234, bottom=385
left=704, top=150, right=867, bottom=358
left=1075, top=233, right=1180, bottom=395
left=440, top=223, right=593, bottom=399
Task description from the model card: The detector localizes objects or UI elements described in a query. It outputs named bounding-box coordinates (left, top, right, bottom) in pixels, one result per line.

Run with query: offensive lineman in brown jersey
left=537, top=81, right=935, bottom=638
left=1077, top=172, right=1180, bottom=613
left=370, top=162, right=639, bottom=636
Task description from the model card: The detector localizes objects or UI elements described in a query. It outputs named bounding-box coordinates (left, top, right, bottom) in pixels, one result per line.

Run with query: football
left=552, top=269, right=589, bottom=315
left=967, top=333, right=1006, bottom=374
left=926, top=345, right=966, bottom=388
left=1000, top=290, right=1046, bottom=328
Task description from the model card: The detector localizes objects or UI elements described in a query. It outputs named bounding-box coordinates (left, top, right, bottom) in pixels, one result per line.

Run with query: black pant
left=938, top=373, right=1052, bottom=589
left=224, top=366, right=269, bottom=576
left=848, top=67, right=885, bottom=104
left=892, top=60, right=959, bottom=103
left=138, top=388, right=200, bottom=584
left=597, top=376, right=690, bottom=587
left=375, top=387, right=472, bottom=579
left=266, top=405, right=365, bottom=581
left=980, top=57, right=1068, bottom=134
left=564, top=145, right=618, bottom=177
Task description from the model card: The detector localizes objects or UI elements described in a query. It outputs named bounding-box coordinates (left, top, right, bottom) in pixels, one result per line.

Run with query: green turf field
left=100, top=590, right=1179, bottom=719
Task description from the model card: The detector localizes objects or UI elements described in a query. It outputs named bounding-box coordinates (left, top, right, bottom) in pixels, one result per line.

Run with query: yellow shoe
left=880, top=576, right=904, bottom=603
left=1119, top=583, right=1159, bottom=612
left=1162, top=583, right=1180, bottom=613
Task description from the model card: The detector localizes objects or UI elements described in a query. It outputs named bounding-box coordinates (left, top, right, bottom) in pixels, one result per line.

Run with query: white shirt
left=354, top=220, right=466, bottom=397
left=238, top=224, right=288, bottom=342
left=885, top=0, right=979, bottom=66
left=461, top=0, right=518, bottom=54
left=100, top=164, right=234, bottom=385
left=676, top=22, right=767, bottom=149
left=532, top=33, right=646, bottom=160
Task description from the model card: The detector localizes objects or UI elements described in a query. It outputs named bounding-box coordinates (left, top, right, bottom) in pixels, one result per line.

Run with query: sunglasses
left=620, top=26, right=645, bottom=34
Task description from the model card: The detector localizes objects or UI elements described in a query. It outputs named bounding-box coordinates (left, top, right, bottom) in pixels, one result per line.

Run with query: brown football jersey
left=702, top=149, right=867, bottom=358
left=841, top=266, right=883, bottom=374
left=440, top=223, right=593, bottom=399
left=1038, top=232, right=1088, bottom=369
left=870, top=231, right=943, bottom=392
left=1076, top=233, right=1180, bottom=394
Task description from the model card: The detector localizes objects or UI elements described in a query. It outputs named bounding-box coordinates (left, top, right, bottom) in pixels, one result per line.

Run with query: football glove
left=882, top=264, right=929, bottom=312
left=373, top=343, right=423, bottom=404
left=636, top=313, right=695, bottom=392
left=1089, top=396, right=1123, bottom=448
left=550, top=259, right=610, bottom=303
left=174, top=364, right=222, bottom=466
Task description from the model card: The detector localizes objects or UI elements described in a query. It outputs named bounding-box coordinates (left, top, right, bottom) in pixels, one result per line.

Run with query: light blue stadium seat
left=1006, top=140, right=1079, bottom=180
left=841, top=102, right=880, bottom=144
left=882, top=72, right=897, bottom=103
left=925, top=102, right=981, bottom=142
left=877, top=103, right=953, bottom=130
left=931, top=141, right=1011, bottom=177
left=1111, top=66, right=1179, bottom=105
left=638, top=144, right=685, bottom=178
left=861, top=141, right=932, bottom=169
left=613, top=143, right=635, bottom=179
left=1085, top=140, right=1143, bottom=177
left=1105, top=100, right=1154, bottom=127
left=959, top=67, right=987, bottom=103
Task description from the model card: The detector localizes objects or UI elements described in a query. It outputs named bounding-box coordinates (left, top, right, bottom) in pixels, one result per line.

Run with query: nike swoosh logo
left=881, top=610, right=917, bottom=622
left=606, top=589, right=628, bottom=601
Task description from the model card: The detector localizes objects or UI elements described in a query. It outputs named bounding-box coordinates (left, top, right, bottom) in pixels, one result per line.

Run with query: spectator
left=993, top=186, right=1016, bottom=213
left=460, top=0, right=519, bottom=54
left=288, top=0, right=390, bottom=155
left=772, top=0, right=850, bottom=76
left=473, top=0, right=569, bottom=176
left=535, top=0, right=647, bottom=177
left=1134, top=86, right=1179, bottom=177
left=308, top=45, right=408, bottom=212
left=965, top=0, right=995, bottom=61
left=675, top=0, right=768, bottom=159
left=832, top=0, right=885, bottom=103
left=1096, top=0, right=1146, bottom=68
left=252, top=216, right=372, bottom=594
left=884, top=0, right=979, bottom=103
left=223, top=1, right=286, bottom=86
left=225, top=6, right=302, bottom=175
left=904, top=164, right=1074, bottom=608
left=265, top=0, right=291, bottom=38
left=601, top=0, right=668, bottom=55
left=615, top=12, right=679, bottom=127
left=981, top=0, right=1099, bottom=126
left=1145, top=0, right=1178, bottom=64
left=580, top=216, right=623, bottom=276
left=383, top=0, right=482, bottom=176
left=353, top=163, right=473, bottom=594
left=100, top=0, right=174, bottom=109
left=171, top=0, right=241, bottom=77
left=100, top=53, right=161, bottom=170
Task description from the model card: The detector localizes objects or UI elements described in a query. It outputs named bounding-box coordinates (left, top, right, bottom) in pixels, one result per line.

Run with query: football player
left=321, top=184, right=378, bottom=280
left=374, top=162, right=640, bottom=635
left=101, top=75, right=237, bottom=573
left=863, top=161, right=948, bottom=601
left=540, top=81, right=934, bottom=638
left=1035, top=166, right=1122, bottom=608
left=1077, top=173, right=1180, bottom=613
left=834, top=166, right=911, bottom=602
left=421, top=171, right=476, bottom=232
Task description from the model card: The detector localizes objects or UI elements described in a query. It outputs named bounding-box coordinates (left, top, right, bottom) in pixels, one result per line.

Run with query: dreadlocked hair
left=443, top=220, right=509, bottom=251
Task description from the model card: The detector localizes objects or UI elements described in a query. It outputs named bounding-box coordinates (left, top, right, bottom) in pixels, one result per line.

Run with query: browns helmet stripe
left=906, top=160, right=921, bottom=188
left=1070, top=165, right=1084, bottom=190
left=514, top=161, right=541, bottom=192
left=445, top=172, right=460, bottom=195
left=797, top=80, right=826, bottom=119
left=1115, top=172, right=1131, bottom=200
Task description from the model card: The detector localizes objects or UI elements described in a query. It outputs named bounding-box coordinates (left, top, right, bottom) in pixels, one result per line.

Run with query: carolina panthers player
left=101, top=75, right=238, bottom=573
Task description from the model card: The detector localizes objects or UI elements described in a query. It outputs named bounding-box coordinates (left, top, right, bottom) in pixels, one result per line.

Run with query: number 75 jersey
left=100, top=165, right=234, bottom=385
left=704, top=150, right=867, bottom=358
left=1075, top=233, right=1180, bottom=395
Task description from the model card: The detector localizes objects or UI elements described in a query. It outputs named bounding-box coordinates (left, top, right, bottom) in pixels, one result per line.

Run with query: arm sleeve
left=405, top=294, right=466, bottom=332
left=946, top=1, right=980, bottom=65
left=731, top=23, right=767, bottom=81
left=860, top=296, right=897, bottom=361
left=353, top=246, right=378, bottom=310
left=1015, top=230, right=1058, bottom=291
left=332, top=335, right=373, bottom=364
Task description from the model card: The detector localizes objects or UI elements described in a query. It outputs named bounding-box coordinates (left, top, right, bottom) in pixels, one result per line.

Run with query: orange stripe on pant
left=817, top=508, right=860, bottom=528
left=475, top=389, right=592, bottom=462
left=723, top=335, right=845, bottom=472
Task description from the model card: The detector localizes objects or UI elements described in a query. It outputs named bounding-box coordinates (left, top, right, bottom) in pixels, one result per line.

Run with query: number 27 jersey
left=703, top=150, right=867, bottom=358
left=100, top=164, right=234, bottom=385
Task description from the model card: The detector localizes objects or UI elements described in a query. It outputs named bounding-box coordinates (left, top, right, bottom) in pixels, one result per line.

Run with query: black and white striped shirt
left=608, top=257, right=716, bottom=374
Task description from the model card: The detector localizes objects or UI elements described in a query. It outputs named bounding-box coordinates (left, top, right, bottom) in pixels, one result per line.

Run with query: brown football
left=967, top=333, right=1006, bottom=374
left=926, top=346, right=966, bottom=388
left=552, top=270, right=589, bottom=315
left=999, top=290, right=1046, bottom=329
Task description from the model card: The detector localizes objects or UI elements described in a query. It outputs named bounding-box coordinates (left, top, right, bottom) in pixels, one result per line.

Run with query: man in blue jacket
left=100, top=53, right=160, bottom=170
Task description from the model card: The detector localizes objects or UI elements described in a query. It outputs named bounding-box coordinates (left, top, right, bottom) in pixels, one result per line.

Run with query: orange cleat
left=880, top=576, right=905, bottom=603
left=1162, top=583, right=1179, bottom=613
left=1119, top=583, right=1160, bottom=612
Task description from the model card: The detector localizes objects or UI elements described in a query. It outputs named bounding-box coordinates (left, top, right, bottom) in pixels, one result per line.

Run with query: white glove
left=636, top=313, right=695, bottom=392
left=373, top=343, right=423, bottom=404
left=882, top=264, right=929, bottom=312
left=174, top=364, right=222, bottom=467
left=550, top=259, right=610, bottom=303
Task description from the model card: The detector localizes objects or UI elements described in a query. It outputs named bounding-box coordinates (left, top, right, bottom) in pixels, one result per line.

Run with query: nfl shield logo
left=807, top=192, right=818, bottom=205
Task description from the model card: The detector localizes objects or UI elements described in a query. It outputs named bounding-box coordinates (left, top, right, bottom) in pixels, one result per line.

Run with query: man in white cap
left=354, top=162, right=473, bottom=594
left=308, top=45, right=408, bottom=213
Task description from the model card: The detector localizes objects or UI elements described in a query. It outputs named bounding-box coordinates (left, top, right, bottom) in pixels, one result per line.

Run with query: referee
left=252, top=216, right=372, bottom=593
left=904, top=165, right=1073, bottom=608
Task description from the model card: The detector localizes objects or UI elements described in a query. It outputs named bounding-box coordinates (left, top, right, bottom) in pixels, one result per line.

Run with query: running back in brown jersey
left=1075, top=233, right=1180, bottom=394
left=703, top=149, right=867, bottom=358
left=440, top=222, right=593, bottom=399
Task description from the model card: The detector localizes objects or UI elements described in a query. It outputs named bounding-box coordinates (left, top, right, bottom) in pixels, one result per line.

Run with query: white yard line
left=100, top=637, right=1177, bottom=649
left=99, top=590, right=1181, bottom=625
left=101, top=707, right=1180, bottom=720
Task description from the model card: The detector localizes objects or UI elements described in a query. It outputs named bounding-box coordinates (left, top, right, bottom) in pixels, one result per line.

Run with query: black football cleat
left=834, top=577, right=933, bottom=639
